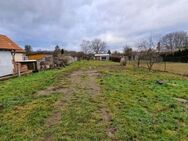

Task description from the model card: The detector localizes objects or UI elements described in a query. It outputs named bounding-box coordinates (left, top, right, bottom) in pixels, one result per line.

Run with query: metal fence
left=128, top=57, right=188, bottom=76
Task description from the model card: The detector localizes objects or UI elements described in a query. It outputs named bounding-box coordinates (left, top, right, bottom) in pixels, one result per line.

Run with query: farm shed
left=16, top=60, right=38, bottom=73
left=94, top=54, right=110, bottom=61
left=0, top=34, right=26, bottom=77
left=27, top=52, right=54, bottom=70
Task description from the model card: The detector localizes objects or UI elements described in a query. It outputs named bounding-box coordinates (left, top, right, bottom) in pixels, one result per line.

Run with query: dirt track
left=37, top=69, right=117, bottom=141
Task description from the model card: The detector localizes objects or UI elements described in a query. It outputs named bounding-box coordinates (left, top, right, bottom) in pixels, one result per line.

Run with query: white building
left=0, top=51, right=13, bottom=77
left=94, top=54, right=110, bottom=61
left=0, top=35, right=25, bottom=77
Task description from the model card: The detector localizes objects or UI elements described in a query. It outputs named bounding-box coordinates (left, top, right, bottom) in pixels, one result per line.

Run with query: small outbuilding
left=27, top=52, right=54, bottom=70
left=0, top=34, right=26, bottom=77
left=94, top=54, right=110, bottom=61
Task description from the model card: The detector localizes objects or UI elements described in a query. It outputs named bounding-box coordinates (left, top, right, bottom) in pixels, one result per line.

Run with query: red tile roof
left=0, top=35, right=25, bottom=53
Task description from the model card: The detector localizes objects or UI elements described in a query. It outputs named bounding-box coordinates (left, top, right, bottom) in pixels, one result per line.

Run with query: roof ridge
left=0, top=35, right=25, bottom=53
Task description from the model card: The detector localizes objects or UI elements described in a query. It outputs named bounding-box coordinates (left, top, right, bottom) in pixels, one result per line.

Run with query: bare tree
left=53, top=45, right=61, bottom=57
left=107, top=50, right=111, bottom=54
left=160, top=33, right=174, bottom=52
left=123, top=45, right=133, bottom=61
left=90, top=39, right=106, bottom=54
left=53, top=45, right=65, bottom=67
left=156, top=42, right=161, bottom=53
left=145, top=48, right=159, bottom=71
left=136, top=35, right=161, bottom=71
left=146, top=38, right=161, bottom=71
left=80, top=40, right=91, bottom=54
left=146, top=36, right=160, bottom=71
left=24, top=45, right=32, bottom=55
left=81, top=39, right=107, bottom=54
left=136, top=41, right=148, bottom=67
left=160, top=31, right=188, bottom=52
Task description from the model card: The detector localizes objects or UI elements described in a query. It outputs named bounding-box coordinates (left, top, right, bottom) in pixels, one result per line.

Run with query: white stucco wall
left=15, top=53, right=24, bottom=61
left=0, top=51, right=14, bottom=77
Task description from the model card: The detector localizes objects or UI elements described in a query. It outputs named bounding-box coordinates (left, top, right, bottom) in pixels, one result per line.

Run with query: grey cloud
left=0, top=0, right=188, bottom=51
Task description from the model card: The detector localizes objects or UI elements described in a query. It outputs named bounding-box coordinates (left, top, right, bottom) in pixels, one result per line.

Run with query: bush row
left=161, top=49, right=188, bottom=63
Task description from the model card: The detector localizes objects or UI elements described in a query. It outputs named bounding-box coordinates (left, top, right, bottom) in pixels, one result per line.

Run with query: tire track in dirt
left=39, top=71, right=81, bottom=141
left=41, top=70, right=97, bottom=141
left=36, top=69, right=117, bottom=141
left=101, top=107, right=118, bottom=141
left=80, top=70, right=118, bottom=141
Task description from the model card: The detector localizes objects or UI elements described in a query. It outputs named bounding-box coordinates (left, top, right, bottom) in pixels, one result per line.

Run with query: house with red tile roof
left=0, top=35, right=26, bottom=77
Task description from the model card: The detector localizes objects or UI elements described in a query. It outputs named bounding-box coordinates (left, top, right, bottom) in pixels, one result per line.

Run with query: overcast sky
left=0, top=0, right=188, bottom=51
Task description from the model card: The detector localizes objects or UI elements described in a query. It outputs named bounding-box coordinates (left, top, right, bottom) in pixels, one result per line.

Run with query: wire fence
left=128, top=57, right=188, bottom=76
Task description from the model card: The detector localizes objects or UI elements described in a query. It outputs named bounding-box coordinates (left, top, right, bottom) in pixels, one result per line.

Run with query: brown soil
left=100, top=107, right=117, bottom=141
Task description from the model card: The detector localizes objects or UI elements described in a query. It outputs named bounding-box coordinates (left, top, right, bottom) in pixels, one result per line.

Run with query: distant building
left=0, top=35, right=27, bottom=77
left=94, top=54, right=110, bottom=61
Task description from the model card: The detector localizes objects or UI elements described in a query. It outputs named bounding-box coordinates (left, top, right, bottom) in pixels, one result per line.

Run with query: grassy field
left=0, top=61, right=188, bottom=140
left=153, top=62, right=188, bottom=75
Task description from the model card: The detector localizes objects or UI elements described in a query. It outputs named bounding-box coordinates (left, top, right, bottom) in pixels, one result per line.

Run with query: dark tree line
left=161, top=49, right=188, bottom=63
left=159, top=31, right=188, bottom=63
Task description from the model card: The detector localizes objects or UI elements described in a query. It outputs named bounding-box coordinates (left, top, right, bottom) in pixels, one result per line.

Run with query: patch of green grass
left=1, top=60, right=188, bottom=141
left=101, top=68, right=188, bottom=140
left=45, top=74, right=109, bottom=141
left=0, top=69, right=62, bottom=141
left=0, top=95, right=58, bottom=141
left=0, top=70, right=59, bottom=109
left=0, top=61, right=115, bottom=141
left=67, top=60, right=117, bottom=71
left=55, top=92, right=107, bottom=141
